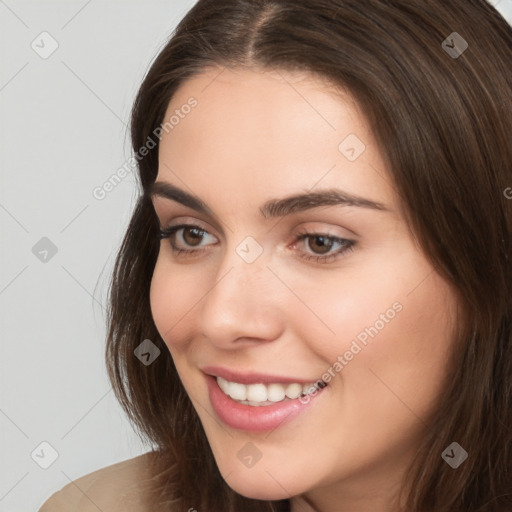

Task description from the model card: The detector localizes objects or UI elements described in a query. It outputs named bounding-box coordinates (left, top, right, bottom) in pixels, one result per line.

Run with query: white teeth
left=267, top=383, right=286, bottom=402
left=302, top=383, right=315, bottom=396
left=217, top=377, right=247, bottom=400
left=217, top=376, right=230, bottom=394
left=216, top=377, right=325, bottom=406
left=228, top=381, right=247, bottom=401
left=246, top=383, right=267, bottom=402
left=285, top=383, right=303, bottom=399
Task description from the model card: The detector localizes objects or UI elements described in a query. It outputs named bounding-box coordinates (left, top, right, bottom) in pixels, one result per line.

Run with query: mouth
left=215, top=375, right=326, bottom=406
left=202, top=367, right=328, bottom=432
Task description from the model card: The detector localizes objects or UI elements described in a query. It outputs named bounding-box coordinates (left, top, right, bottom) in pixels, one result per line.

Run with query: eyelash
left=158, top=224, right=355, bottom=264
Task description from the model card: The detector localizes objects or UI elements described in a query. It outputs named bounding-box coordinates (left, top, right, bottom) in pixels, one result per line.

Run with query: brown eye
left=306, top=235, right=334, bottom=254
left=181, top=227, right=205, bottom=246
left=293, top=232, right=355, bottom=264
left=158, top=224, right=217, bottom=256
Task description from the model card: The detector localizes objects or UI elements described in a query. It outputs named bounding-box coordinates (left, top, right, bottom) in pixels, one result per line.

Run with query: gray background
left=0, top=1, right=196, bottom=510
left=1, top=1, right=511, bottom=510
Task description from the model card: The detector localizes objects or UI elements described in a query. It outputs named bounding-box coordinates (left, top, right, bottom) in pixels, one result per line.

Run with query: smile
left=216, top=376, right=322, bottom=406
left=204, top=370, right=328, bottom=432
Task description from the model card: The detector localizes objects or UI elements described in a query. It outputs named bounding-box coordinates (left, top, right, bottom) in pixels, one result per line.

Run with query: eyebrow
left=148, top=181, right=388, bottom=219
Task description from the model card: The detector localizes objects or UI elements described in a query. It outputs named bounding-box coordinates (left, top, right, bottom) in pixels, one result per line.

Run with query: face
left=149, top=67, right=458, bottom=511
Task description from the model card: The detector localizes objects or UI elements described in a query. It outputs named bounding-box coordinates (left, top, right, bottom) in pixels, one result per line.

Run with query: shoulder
left=38, top=452, right=156, bottom=512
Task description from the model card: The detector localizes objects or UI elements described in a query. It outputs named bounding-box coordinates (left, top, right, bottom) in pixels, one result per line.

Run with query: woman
left=40, top=0, right=512, bottom=510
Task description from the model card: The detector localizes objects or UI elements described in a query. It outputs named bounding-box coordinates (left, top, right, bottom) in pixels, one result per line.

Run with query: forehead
left=164, top=66, right=362, bottom=143
left=156, top=66, right=397, bottom=216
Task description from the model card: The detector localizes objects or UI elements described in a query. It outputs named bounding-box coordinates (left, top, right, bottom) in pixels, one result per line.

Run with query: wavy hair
left=106, top=1, right=512, bottom=510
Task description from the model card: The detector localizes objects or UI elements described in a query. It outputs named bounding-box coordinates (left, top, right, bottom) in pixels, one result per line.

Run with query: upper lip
left=202, top=365, right=324, bottom=385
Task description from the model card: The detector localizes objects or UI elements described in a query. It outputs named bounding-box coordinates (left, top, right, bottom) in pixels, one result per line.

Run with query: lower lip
left=205, top=374, right=327, bottom=432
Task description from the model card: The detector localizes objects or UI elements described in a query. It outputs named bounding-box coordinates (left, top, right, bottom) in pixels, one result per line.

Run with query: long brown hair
left=105, top=1, right=512, bottom=510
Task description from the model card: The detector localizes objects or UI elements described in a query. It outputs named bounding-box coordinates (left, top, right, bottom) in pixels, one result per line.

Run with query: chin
left=213, top=455, right=307, bottom=501
left=224, top=475, right=294, bottom=501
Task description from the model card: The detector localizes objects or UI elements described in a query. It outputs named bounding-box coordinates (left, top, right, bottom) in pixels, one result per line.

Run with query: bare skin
left=149, top=66, right=458, bottom=512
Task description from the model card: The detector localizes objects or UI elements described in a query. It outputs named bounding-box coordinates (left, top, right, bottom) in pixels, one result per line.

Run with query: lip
left=204, top=373, right=327, bottom=432
left=202, top=365, right=325, bottom=385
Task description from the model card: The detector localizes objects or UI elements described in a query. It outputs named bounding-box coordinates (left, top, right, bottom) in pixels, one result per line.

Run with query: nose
left=197, top=249, right=285, bottom=348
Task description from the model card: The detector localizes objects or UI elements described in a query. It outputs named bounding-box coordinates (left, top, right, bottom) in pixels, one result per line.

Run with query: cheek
left=149, top=256, right=204, bottom=348
left=279, top=260, right=409, bottom=363
left=338, top=270, right=457, bottom=421
left=289, top=251, right=457, bottom=412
